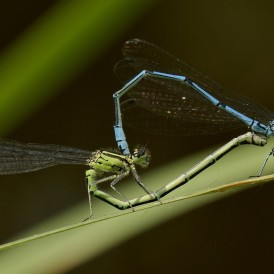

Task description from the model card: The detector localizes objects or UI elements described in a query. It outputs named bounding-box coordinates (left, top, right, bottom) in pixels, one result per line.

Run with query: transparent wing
left=120, top=77, right=243, bottom=135
left=115, top=39, right=274, bottom=135
left=0, top=139, right=92, bottom=174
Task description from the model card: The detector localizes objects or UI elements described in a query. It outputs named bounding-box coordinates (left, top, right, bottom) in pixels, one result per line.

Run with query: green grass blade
left=1, top=174, right=273, bottom=252
left=0, top=0, right=156, bottom=134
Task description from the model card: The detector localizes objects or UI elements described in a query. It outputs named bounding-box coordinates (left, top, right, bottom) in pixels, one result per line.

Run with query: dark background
left=1, top=0, right=274, bottom=273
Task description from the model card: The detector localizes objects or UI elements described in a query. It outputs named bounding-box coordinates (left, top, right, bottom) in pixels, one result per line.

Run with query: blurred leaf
left=0, top=0, right=157, bottom=135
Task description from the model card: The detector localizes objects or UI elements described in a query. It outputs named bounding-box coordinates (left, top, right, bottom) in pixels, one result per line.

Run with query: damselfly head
left=132, top=145, right=151, bottom=168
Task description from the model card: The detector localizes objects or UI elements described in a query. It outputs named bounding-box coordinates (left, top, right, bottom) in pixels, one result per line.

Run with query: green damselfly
left=0, top=132, right=267, bottom=217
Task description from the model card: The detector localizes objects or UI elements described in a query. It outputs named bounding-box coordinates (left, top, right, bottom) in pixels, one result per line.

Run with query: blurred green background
left=1, top=0, right=274, bottom=273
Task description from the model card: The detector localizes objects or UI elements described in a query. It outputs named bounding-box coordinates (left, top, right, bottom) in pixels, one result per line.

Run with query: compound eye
left=132, top=148, right=139, bottom=157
